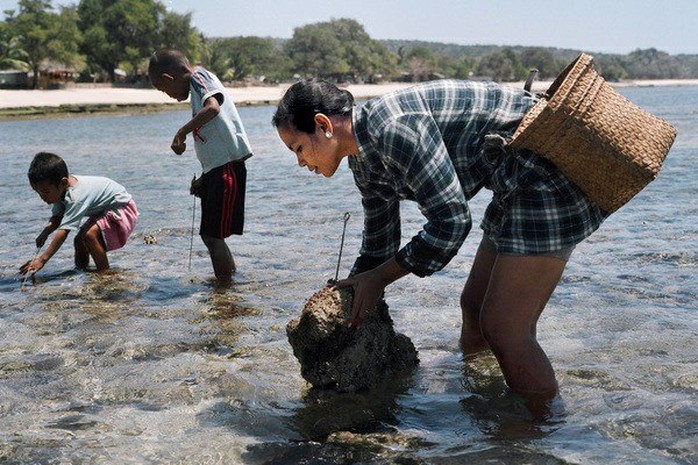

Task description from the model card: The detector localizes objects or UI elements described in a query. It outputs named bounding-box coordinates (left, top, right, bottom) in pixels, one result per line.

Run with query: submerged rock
left=287, top=285, right=419, bottom=392
left=143, top=234, right=157, bottom=244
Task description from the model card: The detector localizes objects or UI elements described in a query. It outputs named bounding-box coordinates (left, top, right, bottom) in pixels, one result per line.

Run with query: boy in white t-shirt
left=19, top=152, right=139, bottom=276
left=148, top=49, right=253, bottom=285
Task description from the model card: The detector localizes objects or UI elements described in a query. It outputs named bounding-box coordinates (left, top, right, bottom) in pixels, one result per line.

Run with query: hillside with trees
left=2, top=0, right=697, bottom=88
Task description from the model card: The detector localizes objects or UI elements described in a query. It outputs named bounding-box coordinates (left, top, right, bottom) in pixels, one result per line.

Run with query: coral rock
left=287, top=286, right=419, bottom=392
left=143, top=234, right=157, bottom=245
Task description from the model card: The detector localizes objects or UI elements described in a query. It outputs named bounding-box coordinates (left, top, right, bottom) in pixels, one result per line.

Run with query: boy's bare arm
left=21, top=228, right=70, bottom=274
left=36, top=216, right=61, bottom=247
left=171, top=95, right=221, bottom=155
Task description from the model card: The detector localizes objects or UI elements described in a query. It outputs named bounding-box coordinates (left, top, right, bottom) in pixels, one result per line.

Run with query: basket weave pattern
left=509, top=53, right=677, bottom=212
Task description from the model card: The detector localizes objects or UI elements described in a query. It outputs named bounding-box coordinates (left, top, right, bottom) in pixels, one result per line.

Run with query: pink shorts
left=92, top=200, right=139, bottom=251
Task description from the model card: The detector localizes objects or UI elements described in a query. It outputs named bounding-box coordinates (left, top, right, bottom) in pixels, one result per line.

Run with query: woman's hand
left=333, top=257, right=410, bottom=327
left=333, top=268, right=387, bottom=327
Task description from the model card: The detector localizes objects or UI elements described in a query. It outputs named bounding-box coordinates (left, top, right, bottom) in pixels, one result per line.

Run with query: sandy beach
left=0, top=82, right=417, bottom=110
left=1, top=79, right=697, bottom=117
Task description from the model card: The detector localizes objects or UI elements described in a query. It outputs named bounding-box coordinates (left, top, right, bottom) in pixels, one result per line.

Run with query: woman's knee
left=460, top=288, right=481, bottom=318
left=479, top=309, right=524, bottom=352
left=460, top=264, right=491, bottom=318
left=460, top=236, right=497, bottom=317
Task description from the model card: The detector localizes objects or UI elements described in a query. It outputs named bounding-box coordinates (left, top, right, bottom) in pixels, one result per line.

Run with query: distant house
left=0, top=70, right=29, bottom=89
left=39, top=68, right=78, bottom=89
left=29, top=60, right=80, bottom=89
left=111, top=68, right=128, bottom=83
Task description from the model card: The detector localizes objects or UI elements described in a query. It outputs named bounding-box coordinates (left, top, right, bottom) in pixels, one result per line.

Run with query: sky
left=2, top=0, right=696, bottom=55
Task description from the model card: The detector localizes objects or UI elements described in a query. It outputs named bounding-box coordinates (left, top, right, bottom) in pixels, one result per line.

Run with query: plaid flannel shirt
left=348, top=80, right=535, bottom=277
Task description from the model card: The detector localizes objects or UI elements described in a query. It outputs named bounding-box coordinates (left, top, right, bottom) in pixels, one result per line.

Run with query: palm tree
left=0, top=22, right=30, bottom=71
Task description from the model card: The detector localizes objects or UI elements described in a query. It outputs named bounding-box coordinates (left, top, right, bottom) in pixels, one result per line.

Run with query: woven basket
left=509, top=53, right=677, bottom=212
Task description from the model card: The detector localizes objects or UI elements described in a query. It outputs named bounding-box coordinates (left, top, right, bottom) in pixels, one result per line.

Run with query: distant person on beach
left=272, top=79, right=608, bottom=412
left=19, top=152, right=139, bottom=276
left=148, top=49, right=253, bottom=285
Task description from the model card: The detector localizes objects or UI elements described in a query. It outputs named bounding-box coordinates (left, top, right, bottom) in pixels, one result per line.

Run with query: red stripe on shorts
left=220, top=163, right=238, bottom=238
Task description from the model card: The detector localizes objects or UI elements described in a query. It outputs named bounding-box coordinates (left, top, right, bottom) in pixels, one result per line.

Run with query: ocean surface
left=0, top=85, right=696, bottom=465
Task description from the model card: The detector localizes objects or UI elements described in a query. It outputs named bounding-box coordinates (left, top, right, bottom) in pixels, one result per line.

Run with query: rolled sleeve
left=351, top=189, right=401, bottom=276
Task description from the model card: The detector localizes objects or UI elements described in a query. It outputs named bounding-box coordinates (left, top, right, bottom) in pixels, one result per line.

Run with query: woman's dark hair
left=28, top=152, right=68, bottom=186
left=272, top=79, right=354, bottom=134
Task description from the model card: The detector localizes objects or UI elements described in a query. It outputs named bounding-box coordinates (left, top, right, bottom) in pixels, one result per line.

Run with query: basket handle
left=548, top=53, right=594, bottom=111
left=524, top=68, right=538, bottom=94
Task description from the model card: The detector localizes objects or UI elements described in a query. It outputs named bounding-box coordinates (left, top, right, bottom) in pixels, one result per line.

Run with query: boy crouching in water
left=148, top=49, right=253, bottom=285
left=20, top=152, right=138, bottom=276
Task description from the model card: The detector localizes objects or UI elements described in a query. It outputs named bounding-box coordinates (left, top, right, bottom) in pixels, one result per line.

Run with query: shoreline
left=1, top=79, right=697, bottom=121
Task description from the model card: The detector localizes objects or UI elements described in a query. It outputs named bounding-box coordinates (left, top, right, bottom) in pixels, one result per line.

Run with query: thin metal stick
left=20, top=246, right=41, bottom=292
left=334, top=212, right=351, bottom=281
left=188, top=190, right=196, bottom=272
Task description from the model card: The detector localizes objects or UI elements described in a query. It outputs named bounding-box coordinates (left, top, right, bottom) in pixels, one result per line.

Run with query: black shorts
left=199, top=161, right=246, bottom=239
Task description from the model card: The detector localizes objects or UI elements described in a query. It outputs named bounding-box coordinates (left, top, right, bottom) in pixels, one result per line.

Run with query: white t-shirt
left=189, top=66, right=253, bottom=173
left=51, top=175, right=132, bottom=231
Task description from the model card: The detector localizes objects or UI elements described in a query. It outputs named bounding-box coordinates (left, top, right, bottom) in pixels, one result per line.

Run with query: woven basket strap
left=524, top=68, right=538, bottom=93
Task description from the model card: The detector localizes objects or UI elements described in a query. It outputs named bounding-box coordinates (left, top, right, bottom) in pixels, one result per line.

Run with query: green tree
left=444, top=57, right=474, bottom=80
left=156, top=10, right=204, bottom=64
left=78, top=0, right=163, bottom=81
left=0, top=20, right=30, bottom=70
left=362, top=41, right=396, bottom=82
left=519, top=48, right=560, bottom=79
left=3, top=0, right=82, bottom=88
left=595, top=56, right=628, bottom=82
left=475, top=48, right=526, bottom=82
left=624, top=48, right=682, bottom=79
left=206, top=36, right=291, bottom=83
left=403, top=46, right=436, bottom=81
left=285, top=21, right=349, bottom=80
left=332, top=18, right=396, bottom=82
left=285, top=18, right=396, bottom=82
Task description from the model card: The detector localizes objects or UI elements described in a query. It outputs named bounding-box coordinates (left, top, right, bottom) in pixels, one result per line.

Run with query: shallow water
left=0, top=87, right=696, bottom=464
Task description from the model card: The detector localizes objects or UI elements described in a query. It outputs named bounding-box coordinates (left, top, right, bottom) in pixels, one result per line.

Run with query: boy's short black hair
left=148, top=49, right=190, bottom=81
left=28, top=152, right=68, bottom=186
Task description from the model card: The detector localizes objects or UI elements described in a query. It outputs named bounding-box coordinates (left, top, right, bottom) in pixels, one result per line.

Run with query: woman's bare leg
left=478, top=254, right=566, bottom=399
left=460, top=237, right=497, bottom=354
